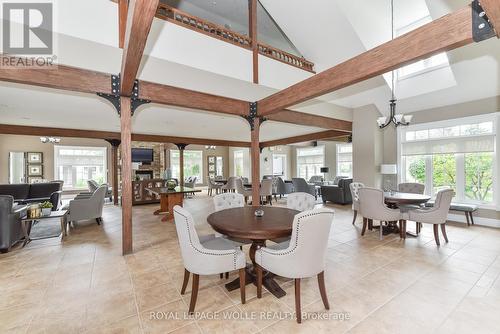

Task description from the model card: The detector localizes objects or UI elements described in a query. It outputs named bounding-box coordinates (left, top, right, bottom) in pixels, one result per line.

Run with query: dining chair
left=291, top=178, right=317, bottom=198
left=358, top=187, right=403, bottom=240
left=207, top=177, right=223, bottom=196
left=408, top=189, right=454, bottom=246
left=275, top=177, right=293, bottom=199
left=398, top=182, right=425, bottom=233
left=259, top=179, right=273, bottom=205
left=221, top=176, right=238, bottom=193
left=235, top=178, right=252, bottom=204
left=173, top=205, right=247, bottom=313
left=255, top=208, right=335, bottom=323
left=349, top=182, right=364, bottom=225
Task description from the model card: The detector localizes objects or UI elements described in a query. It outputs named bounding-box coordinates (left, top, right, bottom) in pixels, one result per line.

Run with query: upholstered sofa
left=0, top=182, right=62, bottom=210
left=321, top=178, right=353, bottom=204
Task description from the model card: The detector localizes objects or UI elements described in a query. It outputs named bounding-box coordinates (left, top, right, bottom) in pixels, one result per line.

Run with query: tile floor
left=1, top=192, right=500, bottom=333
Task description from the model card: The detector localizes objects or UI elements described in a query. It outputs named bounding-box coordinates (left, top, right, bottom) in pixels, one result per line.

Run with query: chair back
left=213, top=193, right=244, bottom=212
left=173, top=205, right=204, bottom=272
left=0, top=195, right=14, bottom=217
left=93, top=185, right=108, bottom=215
left=51, top=180, right=64, bottom=190
left=433, top=188, right=455, bottom=222
left=308, top=175, right=323, bottom=185
left=224, top=176, right=239, bottom=190
left=358, top=187, right=400, bottom=221
left=241, top=177, right=249, bottom=185
left=349, top=182, right=364, bottom=202
left=287, top=208, right=334, bottom=277
left=87, top=180, right=99, bottom=192
left=291, top=178, right=309, bottom=193
left=235, top=178, right=247, bottom=195
left=398, top=183, right=425, bottom=194
left=276, top=177, right=286, bottom=193
left=287, top=192, right=315, bottom=211
left=260, top=179, right=273, bottom=196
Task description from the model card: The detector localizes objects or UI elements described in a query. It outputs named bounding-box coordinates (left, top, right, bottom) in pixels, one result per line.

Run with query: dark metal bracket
left=97, top=75, right=151, bottom=116
left=175, top=143, right=188, bottom=150
left=472, top=0, right=496, bottom=42
left=242, top=102, right=266, bottom=130
left=104, top=139, right=121, bottom=147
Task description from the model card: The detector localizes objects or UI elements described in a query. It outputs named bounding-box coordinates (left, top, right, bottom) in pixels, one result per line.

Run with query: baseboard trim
left=447, top=213, right=500, bottom=228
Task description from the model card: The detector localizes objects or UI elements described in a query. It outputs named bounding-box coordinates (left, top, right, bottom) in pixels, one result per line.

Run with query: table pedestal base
left=373, top=221, right=418, bottom=238
left=225, top=265, right=287, bottom=298
left=154, top=193, right=184, bottom=222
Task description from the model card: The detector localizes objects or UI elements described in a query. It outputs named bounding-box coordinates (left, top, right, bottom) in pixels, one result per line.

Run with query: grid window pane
left=432, top=154, right=456, bottom=194
left=465, top=152, right=494, bottom=203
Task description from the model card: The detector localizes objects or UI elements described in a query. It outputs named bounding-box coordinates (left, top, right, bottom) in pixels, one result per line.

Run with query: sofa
left=321, top=178, right=353, bottom=204
left=0, top=195, right=27, bottom=252
left=0, top=182, right=62, bottom=210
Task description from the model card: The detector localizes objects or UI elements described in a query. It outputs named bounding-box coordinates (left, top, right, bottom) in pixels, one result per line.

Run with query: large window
left=272, top=154, right=287, bottom=177
left=336, top=143, right=353, bottom=177
left=234, top=151, right=244, bottom=177
left=54, top=146, right=107, bottom=190
left=170, top=150, right=203, bottom=184
left=400, top=114, right=497, bottom=206
left=297, top=146, right=324, bottom=180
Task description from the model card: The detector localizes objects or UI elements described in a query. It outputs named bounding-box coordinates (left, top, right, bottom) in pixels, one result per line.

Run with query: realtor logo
left=2, top=2, right=53, bottom=54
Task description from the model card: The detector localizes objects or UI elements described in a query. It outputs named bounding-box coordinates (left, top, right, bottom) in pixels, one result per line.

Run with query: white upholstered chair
left=221, top=176, right=239, bottom=193
left=349, top=182, right=364, bottom=225
left=255, top=208, right=334, bottom=323
left=408, top=189, right=454, bottom=246
left=398, top=182, right=425, bottom=194
left=358, top=187, right=403, bottom=240
left=173, top=205, right=247, bottom=313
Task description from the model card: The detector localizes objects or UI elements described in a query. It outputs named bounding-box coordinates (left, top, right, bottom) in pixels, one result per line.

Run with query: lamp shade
left=380, top=164, right=397, bottom=175
left=320, top=167, right=329, bottom=173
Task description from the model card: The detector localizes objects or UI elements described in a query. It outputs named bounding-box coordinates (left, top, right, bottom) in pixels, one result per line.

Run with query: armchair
left=274, top=177, right=293, bottom=199
left=66, top=185, right=107, bottom=226
left=291, top=178, right=317, bottom=198
left=321, top=178, right=353, bottom=204
left=349, top=182, right=364, bottom=225
left=0, top=195, right=27, bottom=252
left=87, top=180, right=112, bottom=202
left=308, top=175, right=323, bottom=185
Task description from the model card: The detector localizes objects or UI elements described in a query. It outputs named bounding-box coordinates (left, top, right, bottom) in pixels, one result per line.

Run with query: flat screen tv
left=131, top=148, right=153, bottom=163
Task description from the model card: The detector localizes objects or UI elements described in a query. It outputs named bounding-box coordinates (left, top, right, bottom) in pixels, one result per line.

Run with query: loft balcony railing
left=156, top=3, right=315, bottom=73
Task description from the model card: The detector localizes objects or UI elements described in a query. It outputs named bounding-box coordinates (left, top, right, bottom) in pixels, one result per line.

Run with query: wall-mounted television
left=132, top=148, right=153, bottom=163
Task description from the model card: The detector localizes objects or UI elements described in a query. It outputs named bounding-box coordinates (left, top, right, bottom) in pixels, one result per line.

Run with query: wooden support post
left=118, top=0, right=128, bottom=48
left=120, top=97, right=133, bottom=255
left=251, top=117, right=260, bottom=206
left=105, top=139, right=121, bottom=205
left=249, top=0, right=258, bottom=83
left=176, top=144, right=187, bottom=187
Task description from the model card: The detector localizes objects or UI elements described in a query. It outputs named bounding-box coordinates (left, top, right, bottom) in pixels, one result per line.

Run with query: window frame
left=397, top=113, right=499, bottom=210
left=296, top=145, right=325, bottom=180
left=233, top=150, right=245, bottom=177
left=336, top=143, right=353, bottom=178
left=170, top=149, right=203, bottom=184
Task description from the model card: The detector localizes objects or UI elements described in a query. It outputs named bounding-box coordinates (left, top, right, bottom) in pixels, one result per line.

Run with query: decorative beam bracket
left=242, top=102, right=266, bottom=130
left=105, top=139, right=122, bottom=147
left=175, top=143, right=188, bottom=150
left=97, top=75, right=150, bottom=116
left=472, top=0, right=496, bottom=42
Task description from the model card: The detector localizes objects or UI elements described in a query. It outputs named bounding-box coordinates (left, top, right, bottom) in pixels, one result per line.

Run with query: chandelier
left=40, top=137, right=61, bottom=144
left=377, top=0, right=413, bottom=129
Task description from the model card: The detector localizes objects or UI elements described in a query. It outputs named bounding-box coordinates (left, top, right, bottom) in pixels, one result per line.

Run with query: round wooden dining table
left=383, top=192, right=431, bottom=236
left=207, top=206, right=299, bottom=298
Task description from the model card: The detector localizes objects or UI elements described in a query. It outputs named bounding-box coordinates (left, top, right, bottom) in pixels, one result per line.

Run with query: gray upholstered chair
left=87, top=180, right=112, bottom=201
left=308, top=175, right=323, bottom=185
left=349, top=182, right=364, bottom=225
left=274, top=177, right=293, bottom=199
left=221, top=176, right=239, bottom=193
left=0, top=195, right=27, bottom=253
left=292, top=178, right=316, bottom=198
left=255, top=208, right=334, bottom=323
left=358, top=187, right=403, bottom=240
left=408, top=189, right=454, bottom=246
left=173, top=205, right=246, bottom=314
left=66, top=185, right=107, bottom=227
left=398, top=183, right=425, bottom=194
left=321, top=178, right=353, bottom=204
left=235, top=178, right=252, bottom=204
left=208, top=177, right=222, bottom=196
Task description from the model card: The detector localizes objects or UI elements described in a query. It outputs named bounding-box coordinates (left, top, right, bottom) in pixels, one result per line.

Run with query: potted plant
left=40, top=201, right=53, bottom=216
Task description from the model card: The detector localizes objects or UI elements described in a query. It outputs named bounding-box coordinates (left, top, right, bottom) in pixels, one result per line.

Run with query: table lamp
left=320, top=167, right=329, bottom=181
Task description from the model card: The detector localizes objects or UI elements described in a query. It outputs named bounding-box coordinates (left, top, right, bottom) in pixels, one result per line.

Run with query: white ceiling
left=0, top=0, right=499, bottom=142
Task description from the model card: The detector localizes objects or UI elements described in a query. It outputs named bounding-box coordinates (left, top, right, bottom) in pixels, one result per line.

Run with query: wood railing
left=156, top=4, right=315, bottom=73
left=257, top=42, right=315, bottom=72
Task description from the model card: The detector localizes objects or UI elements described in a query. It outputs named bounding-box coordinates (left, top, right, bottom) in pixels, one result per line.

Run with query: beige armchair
left=66, top=185, right=107, bottom=227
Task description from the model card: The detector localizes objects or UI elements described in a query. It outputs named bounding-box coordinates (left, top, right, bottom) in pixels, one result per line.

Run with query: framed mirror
left=9, top=152, right=26, bottom=184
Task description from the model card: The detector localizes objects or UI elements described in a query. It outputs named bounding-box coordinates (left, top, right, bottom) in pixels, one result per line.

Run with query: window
left=234, top=151, right=244, bottom=177
left=170, top=150, right=203, bottom=184
left=397, top=16, right=449, bottom=79
left=400, top=114, right=498, bottom=206
left=272, top=154, right=287, bottom=177
left=296, top=146, right=324, bottom=180
left=54, top=146, right=107, bottom=190
left=336, top=143, right=353, bottom=177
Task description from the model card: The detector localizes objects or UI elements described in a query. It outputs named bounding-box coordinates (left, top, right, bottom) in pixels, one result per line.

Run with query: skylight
left=396, top=15, right=450, bottom=80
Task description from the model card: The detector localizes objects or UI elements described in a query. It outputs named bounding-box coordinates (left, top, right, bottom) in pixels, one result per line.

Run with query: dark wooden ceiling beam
left=0, top=124, right=251, bottom=147
left=120, top=0, right=159, bottom=96
left=257, top=6, right=475, bottom=116
left=267, top=109, right=352, bottom=132
left=118, top=0, right=128, bottom=48
left=480, top=0, right=500, bottom=37
left=260, top=130, right=347, bottom=148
